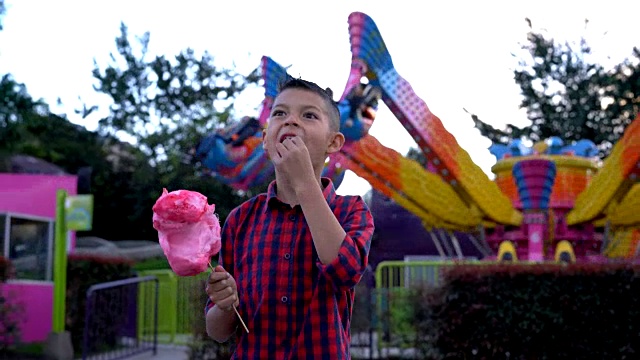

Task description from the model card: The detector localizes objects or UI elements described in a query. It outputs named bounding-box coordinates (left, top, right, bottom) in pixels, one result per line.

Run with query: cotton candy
left=152, top=188, right=221, bottom=276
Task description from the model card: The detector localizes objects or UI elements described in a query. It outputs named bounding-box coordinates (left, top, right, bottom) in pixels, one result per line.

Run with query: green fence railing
left=137, top=269, right=209, bottom=345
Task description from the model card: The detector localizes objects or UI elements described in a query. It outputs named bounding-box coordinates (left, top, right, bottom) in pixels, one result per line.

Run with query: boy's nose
left=284, top=116, right=300, bottom=126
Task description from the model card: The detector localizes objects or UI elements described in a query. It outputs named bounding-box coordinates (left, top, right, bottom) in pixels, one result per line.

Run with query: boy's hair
left=276, top=78, right=341, bottom=132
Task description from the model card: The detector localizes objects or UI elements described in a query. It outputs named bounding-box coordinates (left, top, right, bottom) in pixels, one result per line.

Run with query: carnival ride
left=192, top=11, right=640, bottom=263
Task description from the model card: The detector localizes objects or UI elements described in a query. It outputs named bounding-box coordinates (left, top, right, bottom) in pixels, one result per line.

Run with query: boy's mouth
left=279, top=134, right=297, bottom=143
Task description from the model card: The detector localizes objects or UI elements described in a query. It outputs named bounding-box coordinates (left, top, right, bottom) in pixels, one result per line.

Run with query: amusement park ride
left=192, top=12, right=640, bottom=264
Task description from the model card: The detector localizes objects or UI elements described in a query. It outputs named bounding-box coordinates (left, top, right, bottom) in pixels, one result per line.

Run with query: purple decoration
left=367, top=190, right=485, bottom=268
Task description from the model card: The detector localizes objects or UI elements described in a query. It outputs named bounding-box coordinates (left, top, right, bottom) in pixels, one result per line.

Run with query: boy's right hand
left=206, top=265, right=239, bottom=312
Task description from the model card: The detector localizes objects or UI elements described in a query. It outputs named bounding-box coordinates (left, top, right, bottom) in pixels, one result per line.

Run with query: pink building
left=0, top=173, right=77, bottom=343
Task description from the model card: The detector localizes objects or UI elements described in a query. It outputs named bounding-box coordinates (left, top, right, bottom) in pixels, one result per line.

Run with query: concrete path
left=76, top=344, right=190, bottom=360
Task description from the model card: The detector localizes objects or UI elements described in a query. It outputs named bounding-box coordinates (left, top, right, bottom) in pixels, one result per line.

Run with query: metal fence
left=371, top=260, right=519, bottom=358
left=135, top=268, right=381, bottom=358
left=132, top=262, right=464, bottom=359
left=82, top=275, right=159, bottom=360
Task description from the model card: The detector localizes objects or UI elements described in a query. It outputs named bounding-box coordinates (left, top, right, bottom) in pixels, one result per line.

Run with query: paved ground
left=119, top=345, right=189, bottom=360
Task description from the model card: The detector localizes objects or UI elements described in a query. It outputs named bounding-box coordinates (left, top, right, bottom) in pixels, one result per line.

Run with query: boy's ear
left=262, top=129, right=270, bottom=159
left=326, top=132, right=345, bottom=155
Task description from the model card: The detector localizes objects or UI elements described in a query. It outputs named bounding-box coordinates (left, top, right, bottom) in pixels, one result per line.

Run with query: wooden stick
left=208, top=262, right=249, bottom=333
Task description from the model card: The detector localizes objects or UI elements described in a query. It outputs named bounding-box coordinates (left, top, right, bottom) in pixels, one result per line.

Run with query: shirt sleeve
left=205, top=207, right=238, bottom=316
left=316, top=196, right=375, bottom=292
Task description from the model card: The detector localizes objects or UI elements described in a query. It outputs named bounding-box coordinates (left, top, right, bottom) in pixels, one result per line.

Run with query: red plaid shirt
left=206, top=178, right=374, bottom=359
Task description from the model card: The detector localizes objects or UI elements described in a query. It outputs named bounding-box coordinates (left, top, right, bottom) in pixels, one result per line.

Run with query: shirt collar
left=266, top=177, right=337, bottom=210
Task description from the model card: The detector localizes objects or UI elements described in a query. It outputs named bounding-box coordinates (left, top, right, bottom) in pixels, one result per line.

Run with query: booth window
left=1, top=214, right=53, bottom=281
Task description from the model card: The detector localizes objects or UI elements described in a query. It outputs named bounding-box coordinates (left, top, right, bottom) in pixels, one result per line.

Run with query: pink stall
left=0, top=173, right=77, bottom=343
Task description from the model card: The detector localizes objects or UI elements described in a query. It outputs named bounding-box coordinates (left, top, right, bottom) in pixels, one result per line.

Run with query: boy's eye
left=271, top=110, right=285, bottom=117
left=303, top=112, right=319, bottom=119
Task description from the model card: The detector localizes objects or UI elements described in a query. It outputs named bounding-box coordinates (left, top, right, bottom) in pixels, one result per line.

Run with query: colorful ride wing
left=338, top=135, right=481, bottom=229
left=346, top=11, right=522, bottom=226
left=193, top=118, right=273, bottom=191
left=191, top=57, right=294, bottom=191
left=607, top=184, right=640, bottom=227
left=258, top=56, right=293, bottom=126
left=603, top=228, right=640, bottom=258
left=566, top=114, right=640, bottom=225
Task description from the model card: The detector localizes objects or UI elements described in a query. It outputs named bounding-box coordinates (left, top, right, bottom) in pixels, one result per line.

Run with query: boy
left=204, top=78, right=375, bottom=359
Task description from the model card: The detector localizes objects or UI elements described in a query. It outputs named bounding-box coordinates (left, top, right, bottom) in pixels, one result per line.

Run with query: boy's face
left=263, top=88, right=344, bottom=169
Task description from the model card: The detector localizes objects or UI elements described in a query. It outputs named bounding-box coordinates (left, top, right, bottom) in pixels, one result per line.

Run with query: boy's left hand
left=273, top=136, right=315, bottom=191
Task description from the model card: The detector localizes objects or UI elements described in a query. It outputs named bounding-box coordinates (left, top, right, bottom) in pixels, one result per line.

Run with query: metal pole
left=52, top=189, right=68, bottom=333
left=153, top=278, right=159, bottom=355
left=82, top=290, right=95, bottom=360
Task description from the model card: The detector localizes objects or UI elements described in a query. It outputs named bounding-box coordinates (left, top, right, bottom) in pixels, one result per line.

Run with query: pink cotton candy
left=152, top=188, right=221, bottom=276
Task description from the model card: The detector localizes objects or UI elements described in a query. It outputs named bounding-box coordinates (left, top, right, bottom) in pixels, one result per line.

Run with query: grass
left=5, top=342, right=45, bottom=359
left=132, top=257, right=171, bottom=271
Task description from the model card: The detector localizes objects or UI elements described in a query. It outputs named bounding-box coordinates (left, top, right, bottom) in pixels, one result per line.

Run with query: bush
left=132, top=257, right=171, bottom=272
left=0, top=257, right=11, bottom=282
left=65, top=254, right=134, bottom=353
left=412, top=263, right=640, bottom=360
left=0, top=256, right=23, bottom=356
left=352, top=279, right=375, bottom=333
left=187, top=275, right=234, bottom=360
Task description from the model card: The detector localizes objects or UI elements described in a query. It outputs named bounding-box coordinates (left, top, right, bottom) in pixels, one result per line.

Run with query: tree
left=469, top=18, right=639, bottom=159
left=0, top=75, right=46, bottom=128
left=0, top=0, right=5, bottom=30
left=602, top=46, right=640, bottom=138
left=406, top=147, right=427, bottom=168
left=0, top=4, right=162, bottom=240
left=90, top=23, right=260, bottom=161
left=0, top=109, right=155, bottom=240
left=86, top=23, right=267, bottom=239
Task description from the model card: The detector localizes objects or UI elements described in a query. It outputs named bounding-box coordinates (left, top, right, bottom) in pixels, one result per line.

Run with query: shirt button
left=281, top=296, right=288, bottom=303
left=284, top=253, right=291, bottom=260
left=288, top=215, right=296, bottom=221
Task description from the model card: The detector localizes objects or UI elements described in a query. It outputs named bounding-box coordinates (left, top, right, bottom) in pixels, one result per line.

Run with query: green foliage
left=405, top=147, right=427, bottom=168
left=0, top=109, right=159, bottom=240
left=412, top=263, right=640, bottom=359
left=132, top=256, right=170, bottom=272
left=188, top=336, right=234, bottom=360
left=0, top=74, right=46, bottom=129
left=1, top=112, right=103, bottom=171
left=0, top=257, right=23, bottom=356
left=0, top=39, right=264, bottom=241
left=90, top=22, right=260, bottom=161
left=0, top=0, right=5, bottom=30
left=0, top=256, right=10, bottom=282
left=6, top=342, right=45, bottom=359
left=470, top=19, right=640, bottom=159
left=1, top=16, right=269, bottom=242
left=187, top=276, right=234, bottom=360
left=83, top=22, right=268, bottom=239
left=388, top=289, right=415, bottom=346
left=0, top=292, right=23, bottom=355
left=351, top=279, right=374, bottom=334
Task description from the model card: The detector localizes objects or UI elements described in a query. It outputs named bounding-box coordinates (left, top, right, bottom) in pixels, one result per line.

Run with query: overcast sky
left=1, top=0, right=638, bottom=195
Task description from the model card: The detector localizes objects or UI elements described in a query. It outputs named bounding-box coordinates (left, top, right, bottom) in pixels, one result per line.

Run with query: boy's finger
left=280, top=138, right=292, bottom=150
left=209, top=280, right=234, bottom=297
left=290, top=136, right=303, bottom=147
left=208, top=271, right=230, bottom=284
left=275, top=142, right=287, bottom=156
left=211, top=291, right=237, bottom=308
